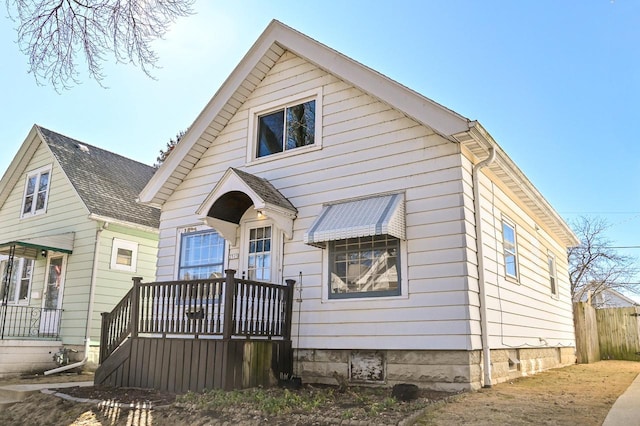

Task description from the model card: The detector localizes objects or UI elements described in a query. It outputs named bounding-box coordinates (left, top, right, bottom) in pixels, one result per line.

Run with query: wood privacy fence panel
left=573, top=302, right=600, bottom=363
left=597, top=306, right=640, bottom=361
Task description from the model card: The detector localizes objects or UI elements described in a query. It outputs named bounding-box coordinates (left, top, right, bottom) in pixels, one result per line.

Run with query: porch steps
left=0, top=381, right=93, bottom=409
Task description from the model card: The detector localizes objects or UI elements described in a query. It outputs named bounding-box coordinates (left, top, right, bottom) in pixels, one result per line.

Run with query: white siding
left=0, top=140, right=159, bottom=348
left=157, top=51, right=474, bottom=351
left=0, top=141, right=97, bottom=345
left=463, top=154, right=575, bottom=350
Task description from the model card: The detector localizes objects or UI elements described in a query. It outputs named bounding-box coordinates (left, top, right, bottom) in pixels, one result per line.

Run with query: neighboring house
left=578, top=287, right=640, bottom=308
left=108, top=20, right=579, bottom=392
left=0, top=125, right=159, bottom=377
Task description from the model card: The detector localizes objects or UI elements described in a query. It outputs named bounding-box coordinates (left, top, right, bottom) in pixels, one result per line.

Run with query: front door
left=40, top=255, right=66, bottom=334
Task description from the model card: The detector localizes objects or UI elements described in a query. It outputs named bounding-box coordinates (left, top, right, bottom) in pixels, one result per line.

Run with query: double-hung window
left=178, top=230, right=225, bottom=280
left=0, top=257, right=34, bottom=304
left=329, top=235, right=400, bottom=299
left=502, top=219, right=519, bottom=279
left=21, top=166, right=52, bottom=217
left=548, top=253, right=558, bottom=296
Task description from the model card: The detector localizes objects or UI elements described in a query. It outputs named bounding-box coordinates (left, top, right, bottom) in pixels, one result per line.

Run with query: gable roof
left=138, top=20, right=578, bottom=247
left=196, top=168, right=297, bottom=243
left=139, top=20, right=471, bottom=209
left=0, top=125, right=160, bottom=230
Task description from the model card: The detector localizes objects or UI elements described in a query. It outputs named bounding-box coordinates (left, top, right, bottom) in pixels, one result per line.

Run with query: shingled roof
left=38, top=126, right=160, bottom=229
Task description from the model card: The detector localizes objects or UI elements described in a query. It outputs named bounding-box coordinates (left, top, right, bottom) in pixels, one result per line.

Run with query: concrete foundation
left=296, top=346, right=576, bottom=392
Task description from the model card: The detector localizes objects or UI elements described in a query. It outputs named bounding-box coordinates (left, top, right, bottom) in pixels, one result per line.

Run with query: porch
left=95, top=269, right=296, bottom=393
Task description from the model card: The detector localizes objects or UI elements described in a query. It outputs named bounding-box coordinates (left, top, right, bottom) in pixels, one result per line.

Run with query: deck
left=95, top=269, right=295, bottom=392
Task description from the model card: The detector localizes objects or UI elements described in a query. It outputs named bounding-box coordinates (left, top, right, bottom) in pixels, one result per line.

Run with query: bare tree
left=569, top=216, right=639, bottom=306
left=5, top=0, right=194, bottom=89
left=154, top=129, right=185, bottom=168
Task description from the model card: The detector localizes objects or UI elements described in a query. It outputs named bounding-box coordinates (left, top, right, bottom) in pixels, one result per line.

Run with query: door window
left=247, top=226, right=272, bottom=281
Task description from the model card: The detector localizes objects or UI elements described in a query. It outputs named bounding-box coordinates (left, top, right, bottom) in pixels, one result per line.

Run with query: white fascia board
left=138, top=20, right=472, bottom=206
left=88, top=213, right=160, bottom=234
left=0, top=125, right=41, bottom=209
left=269, top=22, right=471, bottom=137
left=138, top=22, right=284, bottom=206
left=461, top=122, right=579, bottom=248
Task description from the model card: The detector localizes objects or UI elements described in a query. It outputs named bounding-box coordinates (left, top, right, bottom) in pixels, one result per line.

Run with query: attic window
left=21, top=165, right=52, bottom=218
left=247, top=88, right=323, bottom=163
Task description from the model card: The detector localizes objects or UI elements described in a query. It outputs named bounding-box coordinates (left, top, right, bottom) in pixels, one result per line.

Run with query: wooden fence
left=597, top=306, right=640, bottom=361
left=573, top=302, right=640, bottom=363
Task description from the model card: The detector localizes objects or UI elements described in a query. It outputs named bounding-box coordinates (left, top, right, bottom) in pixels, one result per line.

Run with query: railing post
left=222, top=269, right=236, bottom=340
left=131, top=277, right=142, bottom=338
left=99, top=312, right=108, bottom=363
left=283, top=279, right=296, bottom=340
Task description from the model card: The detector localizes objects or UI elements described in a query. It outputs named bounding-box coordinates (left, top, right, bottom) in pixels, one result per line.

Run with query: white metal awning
left=304, top=193, right=405, bottom=248
left=0, top=232, right=75, bottom=259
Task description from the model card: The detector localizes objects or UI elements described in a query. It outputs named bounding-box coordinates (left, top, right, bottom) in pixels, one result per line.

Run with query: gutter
left=472, top=147, right=496, bottom=388
left=45, top=223, right=105, bottom=375
left=87, top=213, right=159, bottom=234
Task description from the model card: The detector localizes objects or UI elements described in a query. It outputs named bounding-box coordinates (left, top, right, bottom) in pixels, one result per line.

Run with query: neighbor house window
left=0, top=257, right=34, bottom=304
left=21, top=166, right=52, bottom=217
left=110, top=239, right=138, bottom=272
left=502, top=219, right=519, bottom=279
left=548, top=253, right=558, bottom=296
left=329, top=235, right=400, bottom=299
left=257, top=100, right=316, bottom=158
left=178, top=230, right=225, bottom=280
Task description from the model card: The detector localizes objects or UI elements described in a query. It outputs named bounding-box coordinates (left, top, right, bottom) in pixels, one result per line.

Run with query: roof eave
left=453, top=122, right=579, bottom=248
left=0, top=125, right=41, bottom=209
left=138, top=20, right=471, bottom=207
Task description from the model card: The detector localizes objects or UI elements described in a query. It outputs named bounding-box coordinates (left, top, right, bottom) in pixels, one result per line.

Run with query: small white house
left=137, top=20, right=579, bottom=391
left=0, top=126, right=159, bottom=377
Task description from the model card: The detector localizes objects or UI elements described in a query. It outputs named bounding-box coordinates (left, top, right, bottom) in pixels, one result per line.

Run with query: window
left=248, top=89, right=322, bottom=163
left=178, top=230, right=225, bottom=280
left=21, top=166, right=51, bottom=217
left=329, top=235, right=400, bottom=299
left=247, top=226, right=271, bottom=281
left=257, top=100, right=315, bottom=158
left=548, top=253, right=558, bottom=295
left=0, top=257, right=34, bottom=304
left=502, top=219, right=518, bottom=279
left=110, top=239, right=138, bottom=272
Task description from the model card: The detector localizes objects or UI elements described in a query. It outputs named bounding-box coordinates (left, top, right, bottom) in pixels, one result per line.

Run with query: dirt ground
left=0, top=360, right=638, bottom=425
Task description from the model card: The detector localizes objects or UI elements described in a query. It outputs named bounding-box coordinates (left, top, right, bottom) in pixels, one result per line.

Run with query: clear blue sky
left=1, top=1, right=639, bottom=293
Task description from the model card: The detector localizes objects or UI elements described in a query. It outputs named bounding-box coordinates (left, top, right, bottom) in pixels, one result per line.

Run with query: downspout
left=472, top=147, right=496, bottom=388
left=45, top=223, right=105, bottom=375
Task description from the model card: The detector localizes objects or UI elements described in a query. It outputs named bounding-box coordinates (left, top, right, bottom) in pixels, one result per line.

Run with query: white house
left=136, top=20, right=579, bottom=391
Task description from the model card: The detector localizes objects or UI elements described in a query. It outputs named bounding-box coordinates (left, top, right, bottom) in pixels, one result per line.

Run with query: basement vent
left=508, top=349, right=520, bottom=371
left=349, top=351, right=385, bottom=383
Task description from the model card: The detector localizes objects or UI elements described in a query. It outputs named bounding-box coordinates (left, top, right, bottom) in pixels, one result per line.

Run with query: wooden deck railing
left=100, top=269, right=295, bottom=363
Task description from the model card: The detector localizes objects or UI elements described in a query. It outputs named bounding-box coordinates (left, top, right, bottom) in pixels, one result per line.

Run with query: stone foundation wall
left=297, top=346, right=576, bottom=391
left=297, top=349, right=481, bottom=392
left=489, top=347, right=576, bottom=385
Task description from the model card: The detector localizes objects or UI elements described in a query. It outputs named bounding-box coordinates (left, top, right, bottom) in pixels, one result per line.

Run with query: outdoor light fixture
left=256, top=210, right=266, bottom=219
left=41, top=249, right=48, bottom=258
